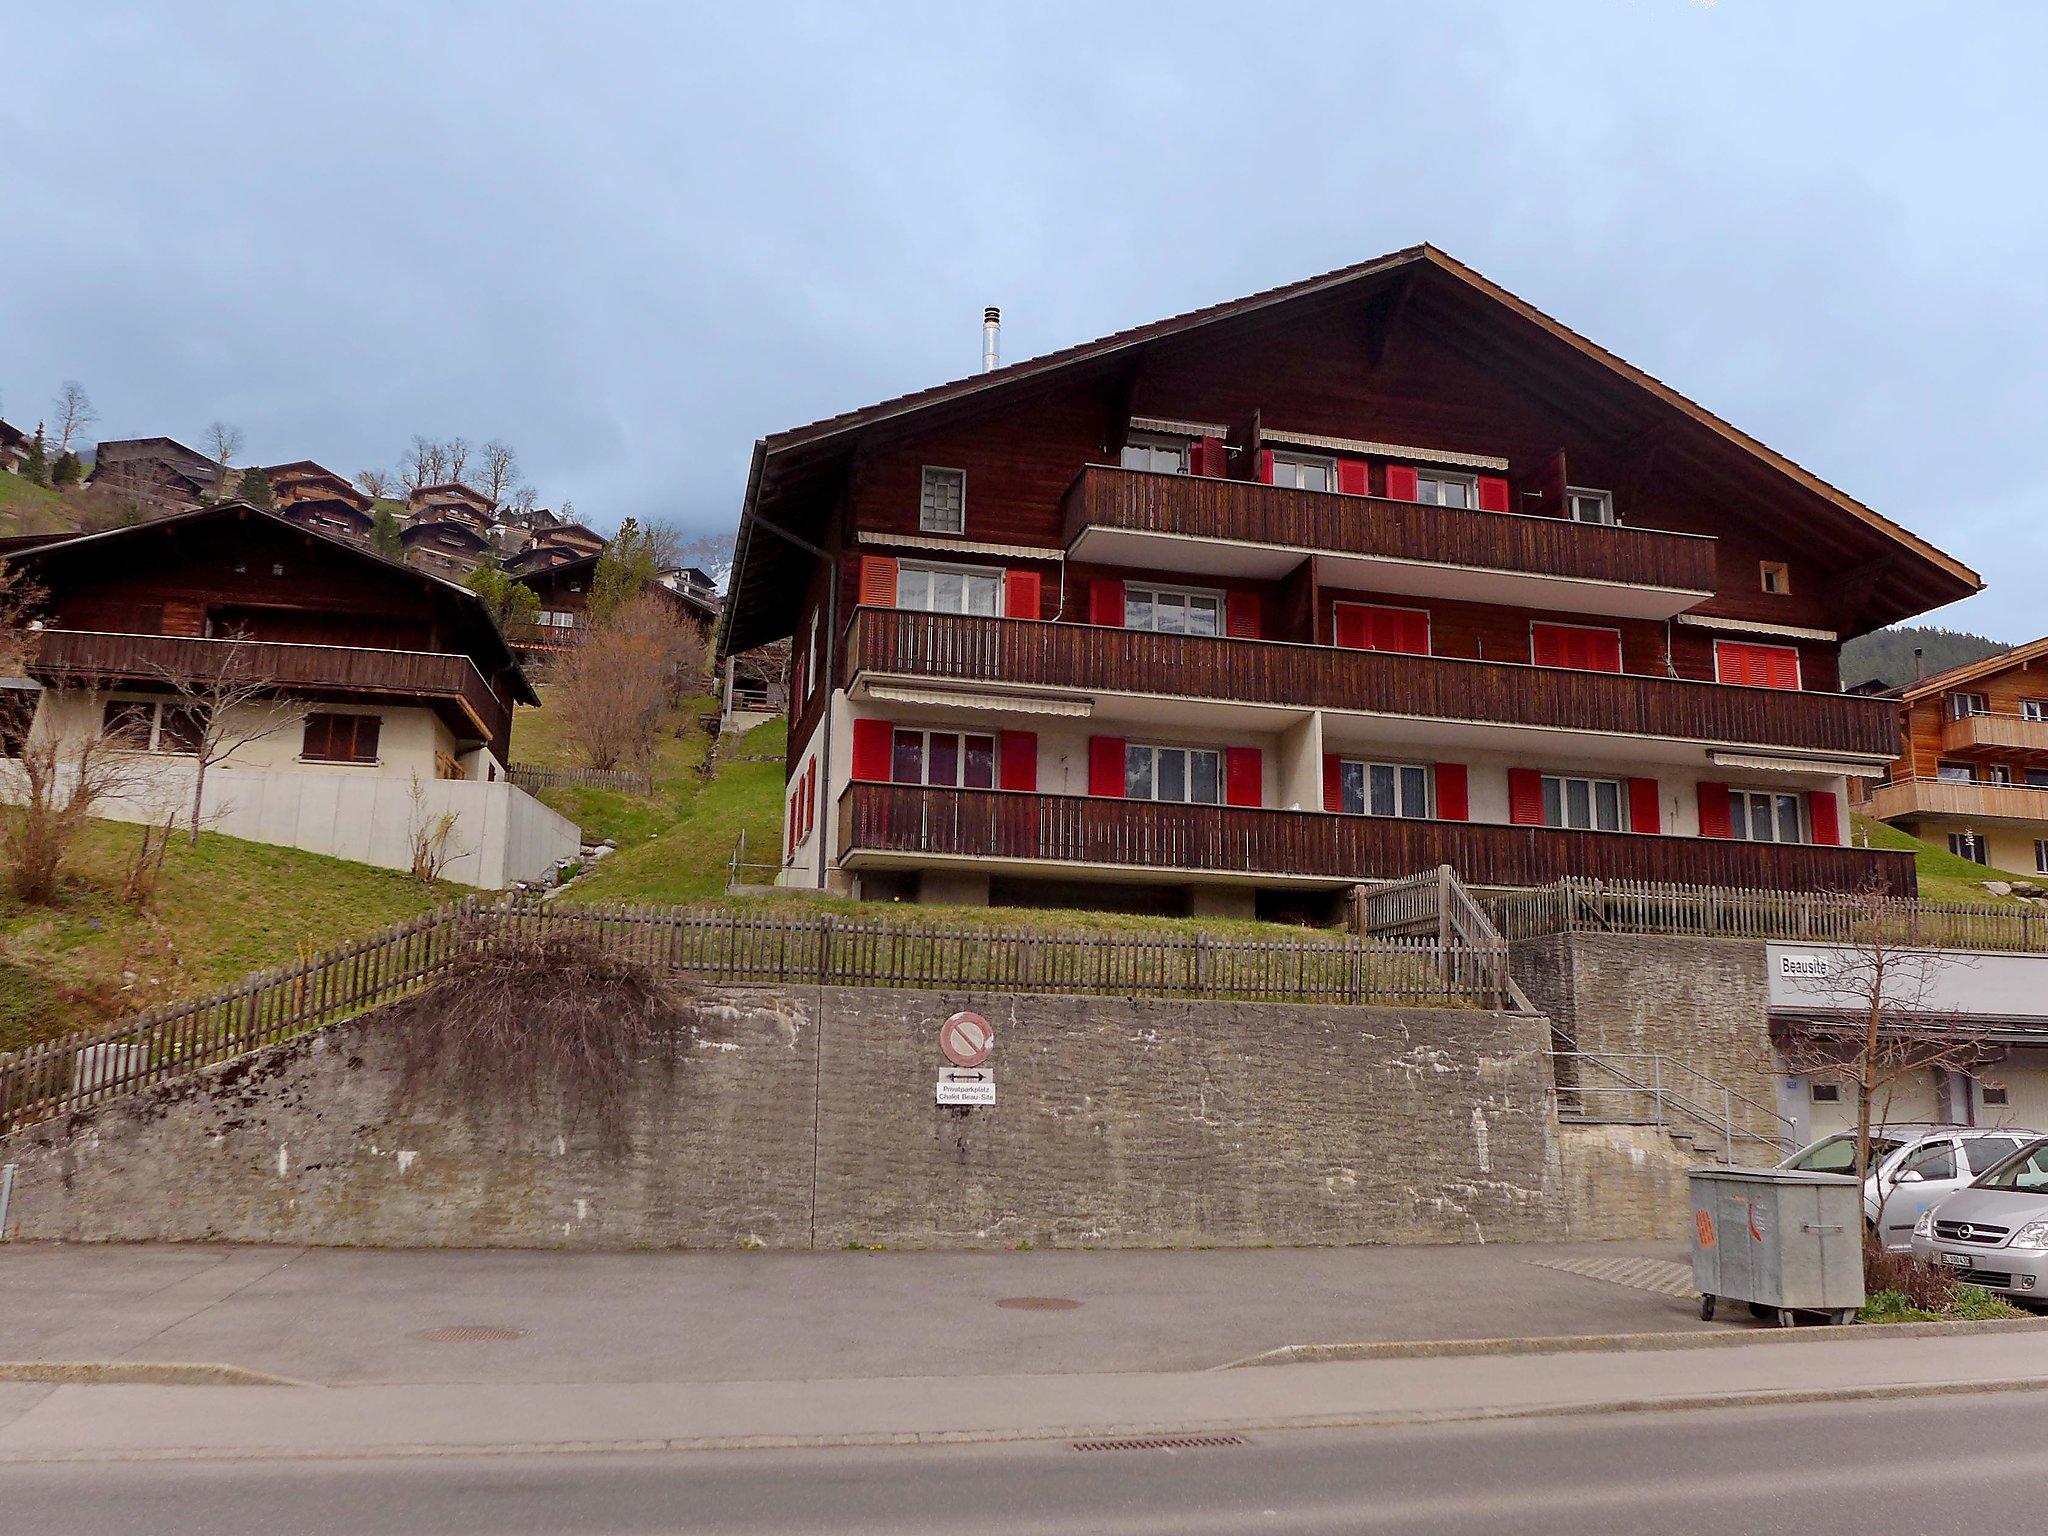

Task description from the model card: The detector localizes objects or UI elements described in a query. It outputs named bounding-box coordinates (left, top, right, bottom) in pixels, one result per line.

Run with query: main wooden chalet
left=721, top=245, right=1979, bottom=913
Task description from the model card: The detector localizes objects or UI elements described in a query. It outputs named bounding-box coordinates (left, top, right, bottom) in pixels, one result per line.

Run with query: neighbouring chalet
left=262, top=461, right=376, bottom=541
left=407, top=481, right=496, bottom=526
left=1863, top=640, right=2048, bottom=878
left=0, top=419, right=29, bottom=476
left=400, top=516, right=493, bottom=578
left=720, top=245, right=1980, bottom=915
left=503, top=544, right=721, bottom=660
left=89, top=436, right=221, bottom=512
left=0, top=503, right=578, bottom=886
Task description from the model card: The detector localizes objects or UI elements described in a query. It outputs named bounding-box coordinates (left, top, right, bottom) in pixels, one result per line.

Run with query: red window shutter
left=1336, top=460, right=1370, bottom=496
left=1767, top=647, right=1801, bottom=690
left=858, top=555, right=898, bottom=608
left=786, top=791, right=797, bottom=859
left=850, top=718, right=892, bottom=783
left=1627, top=777, right=1661, bottom=834
left=1334, top=606, right=1369, bottom=649
left=1809, top=790, right=1841, bottom=846
left=1003, top=569, right=1041, bottom=620
left=1530, top=624, right=1561, bottom=667
left=1192, top=435, right=1226, bottom=477
left=1698, top=781, right=1733, bottom=839
left=1089, top=578, right=1125, bottom=627
left=1592, top=631, right=1622, bottom=673
left=1323, top=754, right=1344, bottom=813
left=1385, top=464, right=1419, bottom=501
left=1507, top=767, right=1544, bottom=826
left=1477, top=475, right=1511, bottom=513
left=1337, top=604, right=1428, bottom=655
left=1225, top=747, right=1262, bottom=808
left=999, top=730, right=1038, bottom=792
left=1717, top=641, right=1801, bottom=690
left=1256, top=448, right=1275, bottom=484
left=1088, top=736, right=1126, bottom=797
left=1435, top=763, right=1469, bottom=821
left=1533, top=623, right=1619, bottom=673
left=1225, top=591, right=1261, bottom=639
left=1399, top=610, right=1430, bottom=656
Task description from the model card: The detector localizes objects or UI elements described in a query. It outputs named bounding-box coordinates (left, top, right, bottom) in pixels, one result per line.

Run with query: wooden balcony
left=837, top=783, right=1915, bottom=897
left=1869, top=776, right=2048, bottom=826
left=843, top=610, right=1899, bottom=760
left=1941, top=712, right=2048, bottom=756
left=28, top=629, right=509, bottom=747
left=1060, top=465, right=1719, bottom=619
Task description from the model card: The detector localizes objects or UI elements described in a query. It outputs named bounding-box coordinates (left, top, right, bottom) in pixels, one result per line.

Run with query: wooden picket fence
left=0, top=901, right=1505, bottom=1135
left=507, top=763, right=655, bottom=796
left=1480, top=877, right=2048, bottom=953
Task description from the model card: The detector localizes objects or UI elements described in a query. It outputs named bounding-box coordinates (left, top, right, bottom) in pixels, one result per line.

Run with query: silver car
left=1779, top=1127, right=2040, bottom=1250
left=1909, top=1137, right=2048, bottom=1301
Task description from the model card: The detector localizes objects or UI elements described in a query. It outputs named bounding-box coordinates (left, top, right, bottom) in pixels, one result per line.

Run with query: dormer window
left=919, top=467, right=966, bottom=534
left=1414, top=470, right=1478, bottom=508
left=1567, top=488, right=1615, bottom=525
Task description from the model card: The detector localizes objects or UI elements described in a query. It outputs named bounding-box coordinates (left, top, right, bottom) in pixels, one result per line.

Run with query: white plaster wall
left=35, top=688, right=459, bottom=779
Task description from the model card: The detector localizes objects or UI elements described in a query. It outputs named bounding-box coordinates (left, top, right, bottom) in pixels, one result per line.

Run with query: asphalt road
left=5, top=1393, right=2039, bottom=1535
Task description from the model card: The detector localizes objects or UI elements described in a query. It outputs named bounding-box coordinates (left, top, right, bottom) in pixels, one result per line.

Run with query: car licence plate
left=1939, top=1252, right=1972, bottom=1268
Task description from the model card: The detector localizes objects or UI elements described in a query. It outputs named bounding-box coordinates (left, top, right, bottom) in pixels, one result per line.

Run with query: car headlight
left=1914, top=1210, right=1936, bottom=1238
left=2012, top=1222, right=2048, bottom=1250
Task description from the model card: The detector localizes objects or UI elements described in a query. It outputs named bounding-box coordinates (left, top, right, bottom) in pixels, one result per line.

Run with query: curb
left=1221, top=1314, right=2048, bottom=1368
left=0, top=1362, right=305, bottom=1388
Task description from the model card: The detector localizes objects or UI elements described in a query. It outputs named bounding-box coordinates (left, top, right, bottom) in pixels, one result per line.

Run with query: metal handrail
left=1553, top=1049, right=1798, bottom=1161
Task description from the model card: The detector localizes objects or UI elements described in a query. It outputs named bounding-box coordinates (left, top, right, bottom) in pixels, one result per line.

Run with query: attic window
left=920, top=467, right=966, bottom=534
left=1760, top=560, right=1790, bottom=595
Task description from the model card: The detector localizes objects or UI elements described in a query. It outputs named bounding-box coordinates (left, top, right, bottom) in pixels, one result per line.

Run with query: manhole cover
left=994, top=1296, right=1082, bottom=1311
left=1073, top=1435, right=1245, bottom=1452
left=414, top=1326, right=527, bottom=1343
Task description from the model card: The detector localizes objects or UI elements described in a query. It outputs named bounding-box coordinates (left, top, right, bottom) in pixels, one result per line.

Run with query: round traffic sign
left=940, top=1010, right=994, bottom=1068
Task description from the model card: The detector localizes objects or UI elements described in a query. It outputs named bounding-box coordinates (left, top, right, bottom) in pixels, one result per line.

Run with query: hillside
left=1841, top=624, right=2009, bottom=691
left=0, top=471, right=75, bottom=537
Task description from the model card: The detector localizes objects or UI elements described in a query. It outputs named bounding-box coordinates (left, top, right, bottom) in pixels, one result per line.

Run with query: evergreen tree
left=589, top=518, right=659, bottom=626
left=234, top=465, right=274, bottom=508
left=370, top=506, right=405, bottom=560
left=23, top=425, right=49, bottom=487
left=50, top=449, right=83, bottom=489
left=464, top=565, right=540, bottom=634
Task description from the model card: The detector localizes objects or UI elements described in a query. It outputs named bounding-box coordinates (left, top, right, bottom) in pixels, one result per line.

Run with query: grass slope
left=0, top=823, right=455, bottom=1053
left=0, top=472, right=75, bottom=537
left=1855, top=815, right=2037, bottom=905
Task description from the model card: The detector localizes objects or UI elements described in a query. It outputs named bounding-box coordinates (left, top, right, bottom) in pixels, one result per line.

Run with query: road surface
left=2, top=1392, right=2036, bottom=1534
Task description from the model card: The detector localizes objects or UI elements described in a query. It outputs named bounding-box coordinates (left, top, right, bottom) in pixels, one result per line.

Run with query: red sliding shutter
left=999, top=731, right=1037, bottom=792
left=1225, top=747, right=1263, bottom=808
left=1003, top=569, right=1041, bottom=620
left=1532, top=622, right=1622, bottom=673
left=1089, top=578, right=1125, bottom=627
left=858, top=555, right=898, bottom=608
left=1507, top=768, right=1544, bottom=826
left=1336, top=460, right=1370, bottom=496
left=1088, top=736, right=1126, bottom=797
left=1323, top=754, right=1344, bottom=813
left=1716, top=641, right=1802, bottom=690
left=1190, top=436, right=1227, bottom=477
left=1225, top=591, right=1262, bottom=639
left=1384, top=464, right=1419, bottom=501
left=1434, top=763, right=1469, bottom=822
left=1809, top=790, right=1842, bottom=846
left=1698, top=782, right=1733, bottom=839
left=1336, top=604, right=1429, bottom=656
left=1627, top=777, right=1661, bottom=834
left=850, top=718, right=892, bottom=783
left=1477, top=475, right=1511, bottom=513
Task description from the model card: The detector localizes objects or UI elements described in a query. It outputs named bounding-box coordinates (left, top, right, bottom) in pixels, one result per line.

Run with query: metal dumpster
left=1690, top=1166, right=1865, bottom=1326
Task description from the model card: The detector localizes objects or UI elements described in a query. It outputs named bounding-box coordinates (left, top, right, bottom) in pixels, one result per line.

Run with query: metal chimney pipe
left=982, top=306, right=1001, bottom=373
left=1914, top=646, right=1925, bottom=680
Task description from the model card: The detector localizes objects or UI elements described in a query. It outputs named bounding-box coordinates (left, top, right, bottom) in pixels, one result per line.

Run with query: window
left=1951, top=692, right=1991, bottom=719
left=1810, top=1083, right=1842, bottom=1104
left=895, top=562, right=1000, bottom=615
left=1715, top=641, right=1802, bottom=690
left=1414, top=470, right=1478, bottom=508
left=804, top=608, right=821, bottom=699
left=1982, top=1088, right=2013, bottom=1110
left=100, top=699, right=203, bottom=755
left=918, top=467, right=966, bottom=534
left=1334, top=603, right=1430, bottom=656
left=1978, top=1144, right=2048, bottom=1193
left=1268, top=453, right=1335, bottom=492
left=1950, top=832, right=1989, bottom=865
left=1729, top=789, right=1804, bottom=844
left=2025, top=700, right=2048, bottom=722
left=2029, top=769, right=2048, bottom=790
left=1988, top=765, right=2014, bottom=786
left=1967, top=1134, right=2023, bottom=1170
left=1119, top=434, right=1188, bottom=474
left=1334, top=759, right=1431, bottom=820
left=1124, top=585, right=1222, bottom=637
left=1760, top=560, right=1791, bottom=595
left=1566, top=488, right=1615, bottom=525
left=1937, top=761, right=1975, bottom=784
left=1125, top=743, right=1222, bottom=805
left=2036, top=840, right=2048, bottom=875
left=102, top=700, right=157, bottom=750
left=1531, top=622, right=1622, bottom=673
left=302, top=712, right=381, bottom=765
left=890, top=728, right=995, bottom=789
left=1898, top=1141, right=1956, bottom=1181
left=1542, top=773, right=1625, bottom=832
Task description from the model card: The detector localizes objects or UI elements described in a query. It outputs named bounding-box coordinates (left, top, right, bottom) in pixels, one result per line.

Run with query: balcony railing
left=1868, top=776, right=2048, bottom=825
left=842, top=610, right=1898, bottom=760
left=1060, top=465, right=1719, bottom=595
left=29, top=629, right=509, bottom=747
left=837, top=783, right=1915, bottom=897
left=1941, top=712, right=2048, bottom=755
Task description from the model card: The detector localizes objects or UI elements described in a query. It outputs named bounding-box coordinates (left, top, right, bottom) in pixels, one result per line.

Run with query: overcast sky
left=3, top=1, right=2041, bottom=637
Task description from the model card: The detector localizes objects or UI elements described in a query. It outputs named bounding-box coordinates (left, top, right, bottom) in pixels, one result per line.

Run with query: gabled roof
left=721, top=243, right=1982, bottom=656
left=1900, top=637, right=2048, bottom=702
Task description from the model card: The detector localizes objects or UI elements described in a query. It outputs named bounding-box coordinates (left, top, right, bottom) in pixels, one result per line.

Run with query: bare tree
left=147, top=633, right=308, bottom=845
left=354, top=467, right=394, bottom=499
left=68, top=458, right=193, bottom=526
left=479, top=440, right=519, bottom=509
left=50, top=381, right=95, bottom=453
left=508, top=484, right=539, bottom=517
left=553, top=594, right=708, bottom=769
left=444, top=436, right=472, bottom=487
left=400, top=435, right=445, bottom=495
left=406, top=774, right=467, bottom=883
left=203, top=421, right=245, bottom=494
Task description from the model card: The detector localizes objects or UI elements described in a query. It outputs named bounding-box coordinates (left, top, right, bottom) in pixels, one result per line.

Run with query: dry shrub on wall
left=554, top=594, right=708, bottom=770
left=385, top=927, right=681, bottom=1147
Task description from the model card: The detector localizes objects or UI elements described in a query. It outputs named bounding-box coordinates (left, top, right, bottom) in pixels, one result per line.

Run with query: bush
left=1862, top=1231, right=1960, bottom=1313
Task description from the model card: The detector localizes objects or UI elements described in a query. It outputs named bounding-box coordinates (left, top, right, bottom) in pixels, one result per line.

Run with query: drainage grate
left=1072, top=1435, right=1245, bottom=1452
left=414, top=1326, right=528, bottom=1343
left=995, top=1296, right=1082, bottom=1311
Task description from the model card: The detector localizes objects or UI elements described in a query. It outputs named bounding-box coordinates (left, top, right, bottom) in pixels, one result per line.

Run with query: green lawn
left=1855, top=815, right=2038, bottom=905
left=0, top=822, right=456, bottom=1053
left=0, top=472, right=75, bottom=537
left=510, top=687, right=719, bottom=849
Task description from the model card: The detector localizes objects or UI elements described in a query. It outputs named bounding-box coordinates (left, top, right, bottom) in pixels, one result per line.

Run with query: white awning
left=858, top=531, right=1062, bottom=562
left=1258, top=428, right=1509, bottom=472
left=1129, top=415, right=1230, bottom=440
left=1708, top=751, right=1881, bottom=778
left=863, top=683, right=1095, bottom=717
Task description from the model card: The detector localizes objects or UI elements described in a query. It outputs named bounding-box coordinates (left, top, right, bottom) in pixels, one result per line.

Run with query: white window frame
left=1333, top=757, right=1433, bottom=820
left=2024, top=699, right=2048, bottom=723
left=1124, top=742, right=1224, bottom=805
left=2035, top=839, right=2048, bottom=876
left=1950, top=692, right=1991, bottom=719
left=804, top=607, right=821, bottom=699
left=1414, top=468, right=1480, bottom=509
left=1268, top=452, right=1337, bottom=493
left=1119, top=432, right=1191, bottom=475
left=889, top=727, right=997, bottom=790
left=1541, top=773, right=1626, bottom=832
left=894, top=559, right=1003, bottom=616
left=1988, top=765, right=2014, bottom=786
left=1565, top=487, right=1615, bottom=525
left=1124, top=583, right=1225, bottom=638
left=918, top=465, right=967, bottom=534
left=1728, top=787, right=1807, bottom=845
left=1950, top=831, right=1989, bottom=865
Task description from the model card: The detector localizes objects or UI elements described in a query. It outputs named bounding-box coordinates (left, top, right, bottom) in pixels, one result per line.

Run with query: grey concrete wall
left=0, top=985, right=1565, bottom=1250
left=1557, top=1122, right=1709, bottom=1242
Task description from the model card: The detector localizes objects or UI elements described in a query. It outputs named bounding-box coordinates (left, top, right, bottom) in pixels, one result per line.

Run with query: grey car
left=1909, top=1137, right=2048, bottom=1301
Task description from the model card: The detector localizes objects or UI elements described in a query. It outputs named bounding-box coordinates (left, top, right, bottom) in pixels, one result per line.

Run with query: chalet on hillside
left=504, top=547, right=719, bottom=659
left=721, top=244, right=1979, bottom=914
left=407, top=481, right=496, bottom=525
left=0, top=419, right=29, bottom=475
left=399, top=516, right=492, bottom=578
left=89, top=437, right=220, bottom=512
left=262, top=461, right=372, bottom=513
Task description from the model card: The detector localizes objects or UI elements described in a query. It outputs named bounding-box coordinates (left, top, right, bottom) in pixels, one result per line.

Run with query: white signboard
left=1779, top=953, right=1834, bottom=981
left=936, top=1068, right=995, bottom=1106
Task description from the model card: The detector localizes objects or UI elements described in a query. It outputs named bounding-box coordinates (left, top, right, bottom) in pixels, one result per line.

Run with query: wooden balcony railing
left=1941, top=712, right=2048, bottom=755
left=1868, top=776, right=2048, bottom=825
left=843, top=610, right=1899, bottom=759
left=1060, top=465, right=1720, bottom=593
left=836, top=783, right=1915, bottom=897
left=29, top=629, right=510, bottom=746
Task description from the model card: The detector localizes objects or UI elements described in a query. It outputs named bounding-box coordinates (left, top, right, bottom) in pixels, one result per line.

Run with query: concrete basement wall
left=0, top=985, right=1565, bottom=1250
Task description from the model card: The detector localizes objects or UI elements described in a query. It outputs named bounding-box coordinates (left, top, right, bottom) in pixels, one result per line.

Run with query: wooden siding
left=1867, top=778, right=2048, bottom=826
left=1941, top=712, right=2048, bottom=756
left=837, top=783, right=1914, bottom=897
left=842, top=610, right=1899, bottom=758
